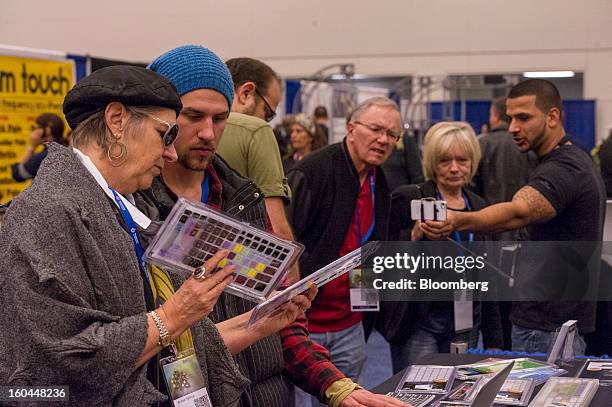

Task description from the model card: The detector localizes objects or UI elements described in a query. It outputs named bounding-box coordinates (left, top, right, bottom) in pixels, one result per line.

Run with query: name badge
left=453, top=290, right=473, bottom=333
left=160, top=348, right=212, bottom=407
left=349, top=268, right=379, bottom=312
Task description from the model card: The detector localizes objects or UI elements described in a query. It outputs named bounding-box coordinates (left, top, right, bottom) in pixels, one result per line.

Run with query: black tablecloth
left=372, top=353, right=612, bottom=405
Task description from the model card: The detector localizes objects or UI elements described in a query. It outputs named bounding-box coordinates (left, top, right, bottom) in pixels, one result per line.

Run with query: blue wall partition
left=282, top=82, right=597, bottom=151
left=67, top=54, right=88, bottom=81
left=285, top=80, right=302, bottom=114
left=430, top=100, right=596, bottom=151
left=563, top=100, right=596, bottom=151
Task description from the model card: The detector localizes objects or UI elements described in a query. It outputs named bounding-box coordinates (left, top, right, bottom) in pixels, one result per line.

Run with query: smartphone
left=410, top=198, right=447, bottom=221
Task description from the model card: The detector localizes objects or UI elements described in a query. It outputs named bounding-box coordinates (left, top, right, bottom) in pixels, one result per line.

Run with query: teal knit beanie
left=149, top=45, right=234, bottom=109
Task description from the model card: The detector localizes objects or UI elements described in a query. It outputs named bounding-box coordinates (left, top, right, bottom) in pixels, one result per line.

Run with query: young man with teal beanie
left=146, top=44, right=407, bottom=407
left=148, top=44, right=234, bottom=108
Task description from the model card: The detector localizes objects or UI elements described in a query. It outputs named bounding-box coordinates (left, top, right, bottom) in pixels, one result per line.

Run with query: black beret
left=63, top=65, right=182, bottom=130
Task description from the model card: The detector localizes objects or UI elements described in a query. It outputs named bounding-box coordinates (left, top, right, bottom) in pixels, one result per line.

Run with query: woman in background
left=11, top=112, right=66, bottom=181
left=283, top=113, right=326, bottom=173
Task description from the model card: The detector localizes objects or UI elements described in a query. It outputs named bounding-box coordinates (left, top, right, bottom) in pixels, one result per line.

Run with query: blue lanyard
left=108, top=186, right=151, bottom=288
left=201, top=173, right=210, bottom=204
left=356, top=170, right=376, bottom=246
left=436, top=189, right=474, bottom=243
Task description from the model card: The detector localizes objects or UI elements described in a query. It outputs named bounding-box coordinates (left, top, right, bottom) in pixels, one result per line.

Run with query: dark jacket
left=286, top=139, right=391, bottom=278
left=142, top=155, right=291, bottom=407
left=380, top=180, right=503, bottom=349
left=286, top=139, right=391, bottom=338
left=11, top=144, right=49, bottom=182
left=598, top=135, right=612, bottom=197
left=282, top=155, right=297, bottom=175
left=381, top=133, right=424, bottom=191
left=472, top=125, right=537, bottom=205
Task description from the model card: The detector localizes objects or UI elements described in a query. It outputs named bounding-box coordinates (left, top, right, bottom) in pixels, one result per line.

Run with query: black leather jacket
left=141, top=155, right=293, bottom=407
left=286, top=139, right=391, bottom=278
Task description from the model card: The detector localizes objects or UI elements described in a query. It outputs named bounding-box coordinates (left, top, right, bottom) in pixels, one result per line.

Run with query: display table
left=372, top=353, right=612, bottom=405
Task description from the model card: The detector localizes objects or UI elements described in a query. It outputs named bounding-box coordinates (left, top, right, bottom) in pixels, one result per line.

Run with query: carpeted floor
left=360, top=329, right=394, bottom=389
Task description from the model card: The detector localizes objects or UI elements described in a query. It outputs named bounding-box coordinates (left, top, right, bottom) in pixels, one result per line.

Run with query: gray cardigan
left=0, top=144, right=247, bottom=406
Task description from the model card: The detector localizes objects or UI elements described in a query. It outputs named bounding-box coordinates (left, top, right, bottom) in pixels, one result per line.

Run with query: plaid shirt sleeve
left=280, top=315, right=346, bottom=402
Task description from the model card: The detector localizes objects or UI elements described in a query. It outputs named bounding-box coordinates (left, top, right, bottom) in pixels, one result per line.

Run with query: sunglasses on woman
left=138, top=111, right=179, bottom=146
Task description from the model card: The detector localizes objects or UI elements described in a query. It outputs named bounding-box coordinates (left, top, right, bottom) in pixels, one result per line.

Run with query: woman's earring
left=107, top=133, right=127, bottom=167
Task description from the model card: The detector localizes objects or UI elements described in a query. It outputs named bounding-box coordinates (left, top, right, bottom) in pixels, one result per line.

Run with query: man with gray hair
left=287, top=97, right=401, bottom=402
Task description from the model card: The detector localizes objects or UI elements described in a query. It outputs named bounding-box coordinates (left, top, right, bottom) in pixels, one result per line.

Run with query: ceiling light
left=329, top=73, right=368, bottom=80
left=522, top=71, right=575, bottom=78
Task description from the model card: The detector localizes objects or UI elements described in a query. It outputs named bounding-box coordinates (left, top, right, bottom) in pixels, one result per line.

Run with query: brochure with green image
left=456, top=358, right=554, bottom=380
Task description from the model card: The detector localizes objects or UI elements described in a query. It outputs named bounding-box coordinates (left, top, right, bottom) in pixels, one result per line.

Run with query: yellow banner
left=0, top=54, right=74, bottom=203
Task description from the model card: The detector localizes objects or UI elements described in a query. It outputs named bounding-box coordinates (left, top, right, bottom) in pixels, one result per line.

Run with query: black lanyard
left=557, top=135, right=571, bottom=147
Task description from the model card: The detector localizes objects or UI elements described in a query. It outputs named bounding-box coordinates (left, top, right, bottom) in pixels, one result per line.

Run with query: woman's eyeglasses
left=130, top=108, right=179, bottom=146
left=145, top=114, right=179, bottom=146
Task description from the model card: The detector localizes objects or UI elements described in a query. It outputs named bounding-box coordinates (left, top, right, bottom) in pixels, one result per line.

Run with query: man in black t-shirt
left=422, top=79, right=605, bottom=354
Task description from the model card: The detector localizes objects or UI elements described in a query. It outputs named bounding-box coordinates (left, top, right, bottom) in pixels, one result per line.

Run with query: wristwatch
left=149, top=310, right=173, bottom=348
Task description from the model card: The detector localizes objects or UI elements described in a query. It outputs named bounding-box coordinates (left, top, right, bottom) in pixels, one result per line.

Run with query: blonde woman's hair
left=421, top=121, right=481, bottom=183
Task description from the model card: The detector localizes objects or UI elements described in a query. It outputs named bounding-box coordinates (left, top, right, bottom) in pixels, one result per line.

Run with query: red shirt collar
left=205, top=164, right=223, bottom=210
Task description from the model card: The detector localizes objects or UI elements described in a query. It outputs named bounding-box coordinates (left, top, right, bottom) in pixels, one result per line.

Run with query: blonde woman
left=384, top=121, right=503, bottom=373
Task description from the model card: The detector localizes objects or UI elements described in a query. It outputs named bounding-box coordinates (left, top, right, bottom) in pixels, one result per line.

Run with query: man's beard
left=178, top=150, right=213, bottom=172
left=530, top=122, right=548, bottom=153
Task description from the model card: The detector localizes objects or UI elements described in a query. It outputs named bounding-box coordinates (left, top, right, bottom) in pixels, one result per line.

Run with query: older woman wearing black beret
left=0, top=66, right=310, bottom=406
